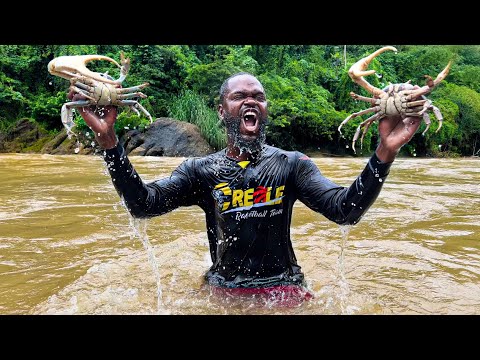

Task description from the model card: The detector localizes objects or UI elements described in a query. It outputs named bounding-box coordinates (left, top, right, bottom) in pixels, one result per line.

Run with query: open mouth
left=242, top=109, right=259, bottom=132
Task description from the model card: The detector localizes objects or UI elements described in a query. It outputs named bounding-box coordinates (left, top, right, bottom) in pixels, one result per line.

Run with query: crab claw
left=431, top=60, right=452, bottom=87
left=406, top=60, right=452, bottom=100
left=48, top=55, right=123, bottom=85
left=117, top=51, right=131, bottom=84
left=348, top=46, right=398, bottom=97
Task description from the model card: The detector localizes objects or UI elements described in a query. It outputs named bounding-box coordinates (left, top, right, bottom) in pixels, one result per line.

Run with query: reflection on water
left=0, top=153, right=479, bottom=314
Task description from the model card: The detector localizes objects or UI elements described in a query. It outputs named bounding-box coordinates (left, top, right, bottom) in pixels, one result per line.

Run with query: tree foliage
left=1, top=45, right=479, bottom=156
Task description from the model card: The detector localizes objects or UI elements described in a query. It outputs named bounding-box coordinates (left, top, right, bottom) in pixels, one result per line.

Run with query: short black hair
left=219, top=72, right=256, bottom=104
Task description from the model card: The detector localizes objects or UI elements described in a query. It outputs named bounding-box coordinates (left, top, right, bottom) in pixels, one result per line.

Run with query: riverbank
left=0, top=118, right=472, bottom=159
left=0, top=117, right=214, bottom=157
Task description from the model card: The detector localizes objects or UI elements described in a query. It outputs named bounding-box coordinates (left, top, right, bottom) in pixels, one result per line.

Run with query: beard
left=223, top=111, right=268, bottom=155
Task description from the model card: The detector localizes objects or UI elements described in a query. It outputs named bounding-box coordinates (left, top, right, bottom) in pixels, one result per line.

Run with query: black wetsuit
left=104, top=144, right=391, bottom=288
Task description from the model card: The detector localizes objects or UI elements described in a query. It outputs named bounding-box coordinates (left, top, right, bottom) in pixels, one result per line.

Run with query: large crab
left=48, top=51, right=153, bottom=138
left=337, top=46, right=451, bottom=153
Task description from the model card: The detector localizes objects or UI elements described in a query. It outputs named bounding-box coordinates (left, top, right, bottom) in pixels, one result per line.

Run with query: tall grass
left=0, top=118, right=13, bottom=133
left=168, top=90, right=226, bottom=151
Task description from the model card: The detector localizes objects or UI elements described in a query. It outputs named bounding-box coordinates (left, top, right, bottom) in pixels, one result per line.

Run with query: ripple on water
left=413, top=229, right=474, bottom=237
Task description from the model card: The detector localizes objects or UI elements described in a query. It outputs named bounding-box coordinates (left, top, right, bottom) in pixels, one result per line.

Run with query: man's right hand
left=68, top=90, right=119, bottom=149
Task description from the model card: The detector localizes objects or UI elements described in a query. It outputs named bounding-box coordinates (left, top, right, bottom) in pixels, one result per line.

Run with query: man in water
left=71, top=72, right=421, bottom=305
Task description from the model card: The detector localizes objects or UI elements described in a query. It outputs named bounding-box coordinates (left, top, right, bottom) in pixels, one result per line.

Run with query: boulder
left=122, top=117, right=215, bottom=157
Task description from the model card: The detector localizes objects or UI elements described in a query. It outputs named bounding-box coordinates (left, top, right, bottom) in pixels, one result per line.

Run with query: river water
left=0, top=153, right=479, bottom=315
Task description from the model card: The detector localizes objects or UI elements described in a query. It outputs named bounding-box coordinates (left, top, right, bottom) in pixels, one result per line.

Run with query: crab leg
left=117, top=92, right=148, bottom=100
left=431, top=105, right=444, bottom=133
left=116, top=83, right=150, bottom=93
left=72, top=81, right=93, bottom=91
left=69, top=85, right=96, bottom=102
left=70, top=76, right=101, bottom=97
left=352, top=113, right=382, bottom=153
left=338, top=106, right=380, bottom=135
left=421, top=112, right=432, bottom=136
left=120, top=100, right=153, bottom=123
left=130, top=106, right=141, bottom=116
left=359, top=120, right=375, bottom=150
left=406, top=99, right=428, bottom=108
left=403, top=111, right=424, bottom=117
left=60, top=100, right=90, bottom=138
left=350, top=92, right=381, bottom=105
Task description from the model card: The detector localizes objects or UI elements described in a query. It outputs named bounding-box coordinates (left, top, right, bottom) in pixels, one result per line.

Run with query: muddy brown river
left=0, top=153, right=479, bottom=314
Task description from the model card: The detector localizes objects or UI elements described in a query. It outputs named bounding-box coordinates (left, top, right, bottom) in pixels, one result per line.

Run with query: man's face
left=218, top=75, right=268, bottom=153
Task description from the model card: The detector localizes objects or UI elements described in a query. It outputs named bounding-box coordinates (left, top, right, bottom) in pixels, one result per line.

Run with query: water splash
left=128, top=216, right=168, bottom=314
left=60, top=107, right=92, bottom=155
left=61, top=105, right=78, bottom=140
left=59, top=105, right=82, bottom=152
left=337, top=224, right=352, bottom=314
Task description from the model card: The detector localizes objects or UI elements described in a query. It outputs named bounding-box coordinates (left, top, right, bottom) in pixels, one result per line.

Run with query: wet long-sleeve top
left=104, top=144, right=392, bottom=288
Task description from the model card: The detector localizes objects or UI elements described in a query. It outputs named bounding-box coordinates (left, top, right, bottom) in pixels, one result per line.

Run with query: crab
left=337, top=46, right=451, bottom=153
left=48, top=51, right=153, bottom=138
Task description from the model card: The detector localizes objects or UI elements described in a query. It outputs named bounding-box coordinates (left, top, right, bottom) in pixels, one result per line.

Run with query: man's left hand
left=375, top=115, right=422, bottom=163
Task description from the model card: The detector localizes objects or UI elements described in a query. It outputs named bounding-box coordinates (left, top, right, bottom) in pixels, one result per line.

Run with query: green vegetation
left=168, top=89, right=226, bottom=151
left=1, top=45, right=479, bottom=157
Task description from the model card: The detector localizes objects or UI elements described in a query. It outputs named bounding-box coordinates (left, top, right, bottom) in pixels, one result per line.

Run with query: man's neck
left=226, top=145, right=262, bottom=162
